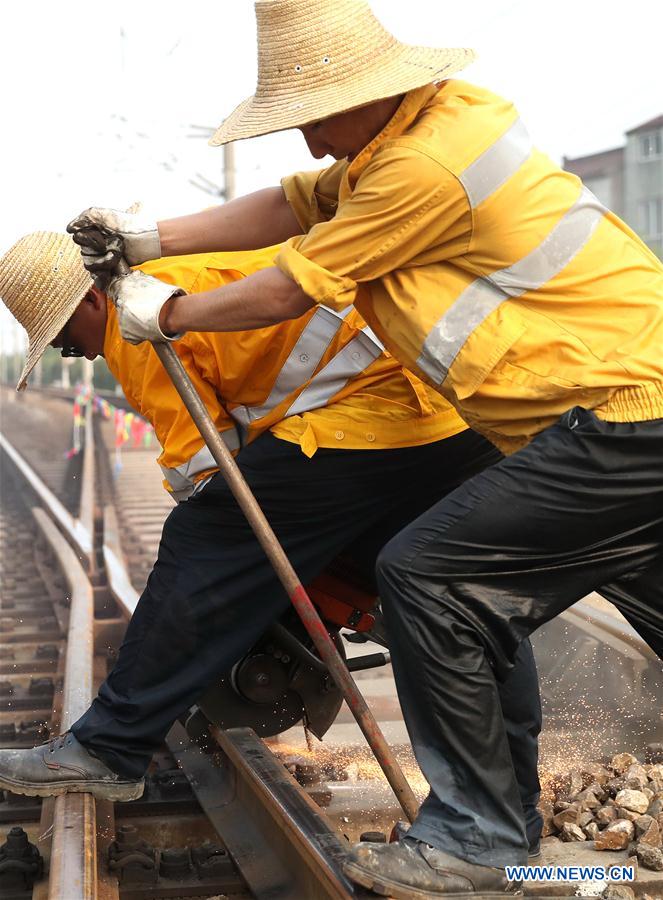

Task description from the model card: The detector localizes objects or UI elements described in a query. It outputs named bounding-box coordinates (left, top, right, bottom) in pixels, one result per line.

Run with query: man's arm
left=158, top=187, right=302, bottom=256
left=68, top=187, right=303, bottom=270
left=159, top=266, right=314, bottom=335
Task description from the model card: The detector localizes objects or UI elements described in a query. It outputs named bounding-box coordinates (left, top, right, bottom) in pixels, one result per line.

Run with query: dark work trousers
left=377, top=407, right=663, bottom=868
left=72, top=429, right=542, bottom=844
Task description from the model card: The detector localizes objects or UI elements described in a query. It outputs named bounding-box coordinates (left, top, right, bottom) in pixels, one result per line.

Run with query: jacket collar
left=343, top=84, right=438, bottom=196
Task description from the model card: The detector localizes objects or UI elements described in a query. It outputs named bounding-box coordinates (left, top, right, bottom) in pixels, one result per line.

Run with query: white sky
left=1, top=0, right=662, bottom=351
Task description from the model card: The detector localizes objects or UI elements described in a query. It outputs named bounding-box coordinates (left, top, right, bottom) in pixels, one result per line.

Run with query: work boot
left=0, top=732, right=144, bottom=801
left=343, top=838, right=523, bottom=898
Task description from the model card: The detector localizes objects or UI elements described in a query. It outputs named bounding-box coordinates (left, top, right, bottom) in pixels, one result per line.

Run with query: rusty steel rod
left=151, top=340, right=419, bottom=822
left=111, top=257, right=418, bottom=822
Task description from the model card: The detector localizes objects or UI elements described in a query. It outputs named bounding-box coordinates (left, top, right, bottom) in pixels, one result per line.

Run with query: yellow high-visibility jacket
left=103, top=247, right=466, bottom=499
left=277, top=81, right=663, bottom=453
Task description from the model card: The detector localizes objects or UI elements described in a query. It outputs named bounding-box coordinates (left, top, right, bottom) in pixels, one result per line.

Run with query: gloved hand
left=108, top=271, right=186, bottom=345
left=67, top=207, right=161, bottom=269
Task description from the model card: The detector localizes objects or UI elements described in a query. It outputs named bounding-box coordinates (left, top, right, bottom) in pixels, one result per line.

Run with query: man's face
left=299, top=111, right=365, bottom=161
left=51, top=288, right=107, bottom=360
left=298, top=95, right=405, bottom=163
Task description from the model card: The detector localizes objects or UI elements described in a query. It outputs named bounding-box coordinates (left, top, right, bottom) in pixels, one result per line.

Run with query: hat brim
left=17, top=278, right=92, bottom=391
left=210, top=44, right=475, bottom=146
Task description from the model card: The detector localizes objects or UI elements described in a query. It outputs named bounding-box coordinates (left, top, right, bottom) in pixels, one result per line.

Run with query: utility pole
left=83, top=359, right=94, bottom=390
left=224, top=143, right=236, bottom=201
left=188, top=127, right=236, bottom=201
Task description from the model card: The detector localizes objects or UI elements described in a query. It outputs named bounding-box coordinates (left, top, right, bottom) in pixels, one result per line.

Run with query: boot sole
left=343, top=860, right=523, bottom=899
left=0, top=773, right=144, bottom=802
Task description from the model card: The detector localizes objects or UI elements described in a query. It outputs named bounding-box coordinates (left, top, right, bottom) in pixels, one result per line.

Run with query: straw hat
left=210, top=0, right=475, bottom=146
left=0, top=232, right=92, bottom=390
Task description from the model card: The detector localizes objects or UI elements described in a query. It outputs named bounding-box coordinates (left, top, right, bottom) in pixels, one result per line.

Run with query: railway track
left=1, top=386, right=662, bottom=898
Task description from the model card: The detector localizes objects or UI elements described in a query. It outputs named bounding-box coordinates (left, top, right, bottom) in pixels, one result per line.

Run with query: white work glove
left=67, top=207, right=161, bottom=269
left=108, top=271, right=186, bottom=345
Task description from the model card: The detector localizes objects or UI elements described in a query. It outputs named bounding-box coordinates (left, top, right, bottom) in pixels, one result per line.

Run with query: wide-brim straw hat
left=0, top=232, right=92, bottom=391
left=210, top=0, right=475, bottom=146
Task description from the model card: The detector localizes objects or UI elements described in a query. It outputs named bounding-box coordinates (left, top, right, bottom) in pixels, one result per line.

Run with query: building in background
left=564, top=113, right=663, bottom=259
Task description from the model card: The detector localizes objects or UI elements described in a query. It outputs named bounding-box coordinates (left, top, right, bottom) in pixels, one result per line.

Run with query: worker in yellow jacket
left=0, top=232, right=545, bottom=859
left=67, top=0, right=663, bottom=894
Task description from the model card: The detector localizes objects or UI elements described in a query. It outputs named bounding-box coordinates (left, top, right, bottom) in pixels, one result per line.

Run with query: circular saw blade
left=196, top=631, right=344, bottom=738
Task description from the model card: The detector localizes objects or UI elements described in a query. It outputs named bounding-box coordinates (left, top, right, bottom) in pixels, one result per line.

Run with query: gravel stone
left=635, top=843, right=663, bottom=871
left=610, top=753, right=639, bottom=774
left=560, top=822, right=586, bottom=842
left=606, top=819, right=636, bottom=840
left=616, top=808, right=643, bottom=823
left=581, top=763, right=612, bottom=786
left=577, top=788, right=601, bottom=809
left=615, top=789, right=650, bottom=814
left=639, top=819, right=662, bottom=847
left=552, top=804, right=581, bottom=830
left=624, top=763, right=648, bottom=782
left=595, top=829, right=631, bottom=851
left=556, top=769, right=584, bottom=800
left=607, top=777, right=627, bottom=797
left=635, top=814, right=655, bottom=834
left=601, top=886, right=635, bottom=900
left=596, top=806, right=618, bottom=826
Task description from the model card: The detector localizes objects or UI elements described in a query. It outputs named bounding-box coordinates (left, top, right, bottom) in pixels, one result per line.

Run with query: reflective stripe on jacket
left=104, top=248, right=466, bottom=499
left=162, top=305, right=384, bottom=499
left=277, top=81, right=663, bottom=454
left=229, top=304, right=384, bottom=435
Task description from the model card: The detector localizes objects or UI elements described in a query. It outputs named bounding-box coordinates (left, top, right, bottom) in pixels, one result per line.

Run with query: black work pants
left=72, top=430, right=541, bottom=843
left=377, top=408, right=663, bottom=867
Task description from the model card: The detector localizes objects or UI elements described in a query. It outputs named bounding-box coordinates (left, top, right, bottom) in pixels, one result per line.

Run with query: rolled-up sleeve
left=275, top=143, right=471, bottom=311
left=281, top=168, right=325, bottom=232
left=281, top=161, right=345, bottom=231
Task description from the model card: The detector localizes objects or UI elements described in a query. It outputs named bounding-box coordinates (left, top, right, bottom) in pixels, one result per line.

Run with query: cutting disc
left=196, top=628, right=344, bottom=739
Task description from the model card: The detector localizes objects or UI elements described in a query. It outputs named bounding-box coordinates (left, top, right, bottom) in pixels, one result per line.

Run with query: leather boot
left=0, top=732, right=144, bottom=801
left=343, top=838, right=523, bottom=898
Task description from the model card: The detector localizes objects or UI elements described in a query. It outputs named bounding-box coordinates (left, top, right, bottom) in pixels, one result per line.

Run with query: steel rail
left=30, top=509, right=102, bottom=900
left=0, top=421, right=118, bottom=898
left=0, top=430, right=92, bottom=562
left=102, top=503, right=139, bottom=616
left=78, top=402, right=97, bottom=571
left=166, top=723, right=374, bottom=900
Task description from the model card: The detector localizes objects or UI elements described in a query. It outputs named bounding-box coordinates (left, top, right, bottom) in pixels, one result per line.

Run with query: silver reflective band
left=417, top=187, right=606, bottom=385
left=459, top=117, right=532, bottom=208
left=285, top=327, right=385, bottom=418
left=161, top=426, right=241, bottom=501
left=231, top=305, right=352, bottom=432
left=162, top=305, right=385, bottom=501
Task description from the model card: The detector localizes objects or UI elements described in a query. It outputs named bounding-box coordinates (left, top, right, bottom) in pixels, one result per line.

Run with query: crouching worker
left=0, top=231, right=542, bottom=854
